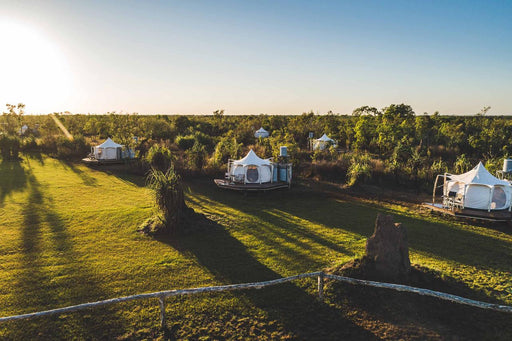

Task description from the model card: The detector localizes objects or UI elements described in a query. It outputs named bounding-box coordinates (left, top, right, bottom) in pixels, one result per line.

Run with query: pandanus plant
left=146, top=165, right=188, bottom=235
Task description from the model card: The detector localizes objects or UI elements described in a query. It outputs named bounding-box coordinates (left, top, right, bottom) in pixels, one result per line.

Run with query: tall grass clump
left=346, top=153, right=372, bottom=187
left=145, top=165, right=189, bottom=235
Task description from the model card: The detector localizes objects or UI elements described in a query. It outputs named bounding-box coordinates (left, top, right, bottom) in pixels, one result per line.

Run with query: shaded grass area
left=187, top=180, right=512, bottom=303
left=0, top=155, right=511, bottom=339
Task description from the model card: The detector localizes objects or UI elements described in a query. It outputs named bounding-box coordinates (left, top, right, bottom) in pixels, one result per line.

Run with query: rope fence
left=1, top=271, right=511, bottom=329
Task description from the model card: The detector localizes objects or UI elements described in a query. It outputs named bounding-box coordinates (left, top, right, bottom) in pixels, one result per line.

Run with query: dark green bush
left=145, top=144, right=173, bottom=172
left=21, top=136, right=39, bottom=152
left=175, top=135, right=196, bottom=150
left=0, top=135, right=21, bottom=160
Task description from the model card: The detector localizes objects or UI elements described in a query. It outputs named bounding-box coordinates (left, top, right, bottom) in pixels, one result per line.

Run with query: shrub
left=56, top=136, right=88, bottom=159
left=193, top=131, right=215, bottom=153
left=454, top=154, right=471, bottom=174
left=175, top=135, right=196, bottom=150
left=145, top=144, right=173, bottom=172
left=431, top=159, right=448, bottom=175
left=485, top=158, right=502, bottom=176
left=211, top=137, right=242, bottom=166
left=21, top=136, right=39, bottom=152
left=0, top=135, right=21, bottom=160
left=346, top=153, right=372, bottom=187
left=186, top=141, right=208, bottom=171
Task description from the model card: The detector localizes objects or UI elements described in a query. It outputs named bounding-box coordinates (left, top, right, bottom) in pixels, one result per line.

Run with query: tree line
left=2, top=103, right=511, bottom=191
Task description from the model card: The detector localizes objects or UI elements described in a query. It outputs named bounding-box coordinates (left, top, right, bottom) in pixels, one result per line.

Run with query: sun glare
left=0, top=19, right=71, bottom=113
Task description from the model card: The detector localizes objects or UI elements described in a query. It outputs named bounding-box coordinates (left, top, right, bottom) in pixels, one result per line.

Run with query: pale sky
left=1, top=0, right=511, bottom=115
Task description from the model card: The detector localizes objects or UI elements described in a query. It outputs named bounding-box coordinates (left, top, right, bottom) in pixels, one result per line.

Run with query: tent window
left=246, top=165, right=259, bottom=183
left=492, top=186, right=507, bottom=209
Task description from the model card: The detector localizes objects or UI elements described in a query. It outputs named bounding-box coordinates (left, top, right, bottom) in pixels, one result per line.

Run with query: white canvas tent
left=92, top=138, right=123, bottom=160
left=443, top=162, right=512, bottom=211
left=254, top=127, right=269, bottom=138
left=228, top=149, right=273, bottom=184
left=313, top=134, right=336, bottom=150
left=19, top=125, right=29, bottom=135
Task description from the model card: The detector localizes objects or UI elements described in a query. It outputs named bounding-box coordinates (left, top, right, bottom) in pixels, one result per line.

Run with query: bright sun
left=0, top=19, right=71, bottom=113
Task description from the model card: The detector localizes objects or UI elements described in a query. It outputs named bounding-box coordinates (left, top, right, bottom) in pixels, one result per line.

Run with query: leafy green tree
left=353, top=115, right=377, bottom=151
left=212, top=136, right=242, bottom=166
left=352, top=106, right=380, bottom=116
left=337, top=116, right=356, bottom=150
left=2, top=103, right=25, bottom=135
left=376, top=104, right=415, bottom=154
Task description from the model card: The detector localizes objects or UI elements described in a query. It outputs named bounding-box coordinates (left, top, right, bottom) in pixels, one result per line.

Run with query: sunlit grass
left=0, top=154, right=511, bottom=339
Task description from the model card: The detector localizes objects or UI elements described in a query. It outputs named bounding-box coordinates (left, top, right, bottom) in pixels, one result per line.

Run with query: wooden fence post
left=318, top=272, right=324, bottom=300
left=159, top=296, right=166, bottom=329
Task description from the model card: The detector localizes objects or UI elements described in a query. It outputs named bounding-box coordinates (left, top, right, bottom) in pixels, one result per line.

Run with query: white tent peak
left=313, top=134, right=336, bottom=150
left=96, top=137, right=123, bottom=149
left=316, top=134, right=333, bottom=142
left=233, top=149, right=271, bottom=166
left=451, top=162, right=508, bottom=186
left=254, top=127, right=269, bottom=138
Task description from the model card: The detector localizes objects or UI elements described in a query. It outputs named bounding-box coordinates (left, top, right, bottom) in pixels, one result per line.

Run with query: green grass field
left=1, top=155, right=511, bottom=339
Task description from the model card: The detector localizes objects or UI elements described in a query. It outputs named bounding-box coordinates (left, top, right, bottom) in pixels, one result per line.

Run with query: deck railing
left=1, top=271, right=511, bottom=329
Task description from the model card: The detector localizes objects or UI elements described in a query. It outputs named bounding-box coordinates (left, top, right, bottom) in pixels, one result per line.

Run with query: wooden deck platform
left=422, top=202, right=512, bottom=222
left=81, top=158, right=132, bottom=166
left=214, top=179, right=290, bottom=192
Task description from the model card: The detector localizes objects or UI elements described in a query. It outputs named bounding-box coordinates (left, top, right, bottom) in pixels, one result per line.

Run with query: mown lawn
left=0, top=154, right=511, bottom=340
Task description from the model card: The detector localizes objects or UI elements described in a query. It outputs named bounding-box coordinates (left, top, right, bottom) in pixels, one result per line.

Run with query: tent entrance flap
left=246, top=166, right=259, bottom=183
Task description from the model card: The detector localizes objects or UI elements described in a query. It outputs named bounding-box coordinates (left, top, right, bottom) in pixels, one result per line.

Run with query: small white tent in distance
left=441, top=162, right=512, bottom=211
left=254, top=127, right=269, bottom=138
left=228, top=149, right=273, bottom=184
left=92, top=138, right=124, bottom=160
left=313, top=134, right=336, bottom=150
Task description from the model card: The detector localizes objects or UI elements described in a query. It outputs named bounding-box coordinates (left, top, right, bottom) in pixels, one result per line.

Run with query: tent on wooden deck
left=228, top=149, right=273, bottom=184
left=92, top=138, right=124, bottom=160
left=442, top=162, right=512, bottom=211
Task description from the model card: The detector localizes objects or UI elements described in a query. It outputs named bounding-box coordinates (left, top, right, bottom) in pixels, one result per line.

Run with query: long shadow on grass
left=289, top=197, right=512, bottom=276
left=190, top=181, right=512, bottom=277
left=165, top=219, right=379, bottom=340
left=58, top=160, right=98, bottom=186
left=182, top=181, right=512, bottom=338
left=24, top=151, right=45, bottom=166
left=186, top=194, right=355, bottom=274
left=0, top=159, right=28, bottom=205
left=5, top=166, right=128, bottom=340
left=93, top=163, right=147, bottom=187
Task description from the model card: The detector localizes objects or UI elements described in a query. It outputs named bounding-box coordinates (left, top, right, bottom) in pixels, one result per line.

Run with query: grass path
left=1, top=155, right=511, bottom=339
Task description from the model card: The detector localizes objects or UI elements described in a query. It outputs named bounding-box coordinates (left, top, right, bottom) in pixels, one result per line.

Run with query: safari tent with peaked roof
left=439, top=162, right=512, bottom=211
left=228, top=149, right=273, bottom=184
left=254, top=127, right=269, bottom=138
left=214, top=148, right=292, bottom=191
left=313, top=134, right=336, bottom=150
left=92, top=137, right=124, bottom=160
